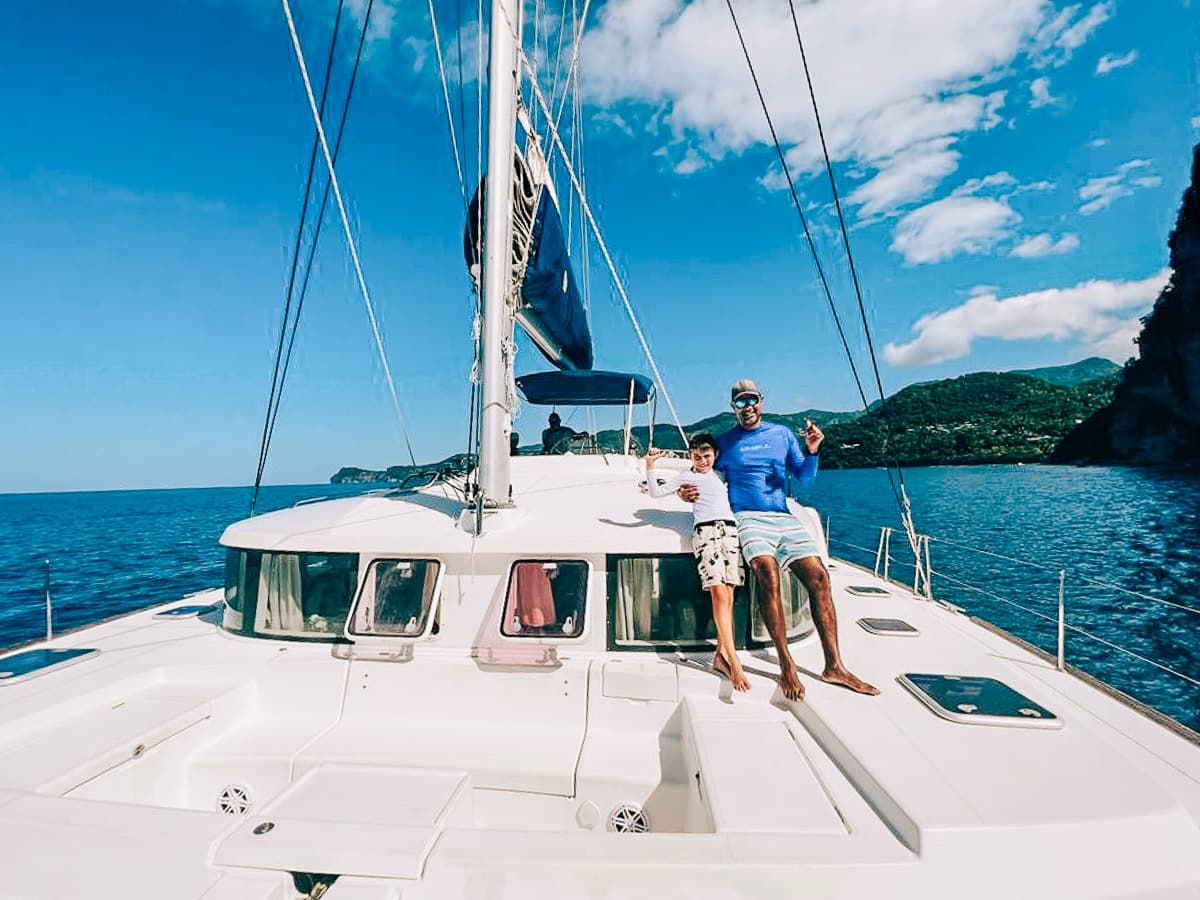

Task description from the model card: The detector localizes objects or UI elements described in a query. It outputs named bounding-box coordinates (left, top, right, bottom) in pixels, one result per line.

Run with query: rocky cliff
left=1054, top=144, right=1200, bottom=465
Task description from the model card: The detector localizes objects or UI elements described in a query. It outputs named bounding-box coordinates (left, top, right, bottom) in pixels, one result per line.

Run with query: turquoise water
left=0, top=466, right=1196, bottom=730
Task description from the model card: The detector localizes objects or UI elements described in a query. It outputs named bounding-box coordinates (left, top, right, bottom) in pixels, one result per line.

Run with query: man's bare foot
left=778, top=664, right=805, bottom=702
left=713, top=653, right=751, bottom=692
left=821, top=665, right=880, bottom=696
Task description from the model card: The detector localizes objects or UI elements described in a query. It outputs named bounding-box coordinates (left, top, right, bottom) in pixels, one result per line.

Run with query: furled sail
left=464, top=161, right=593, bottom=371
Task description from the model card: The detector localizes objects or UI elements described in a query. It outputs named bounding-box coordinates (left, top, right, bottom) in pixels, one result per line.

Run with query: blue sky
left=1, top=0, right=1197, bottom=492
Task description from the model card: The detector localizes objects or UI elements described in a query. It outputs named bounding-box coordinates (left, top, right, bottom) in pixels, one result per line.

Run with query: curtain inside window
left=257, top=553, right=303, bottom=632
left=614, top=557, right=659, bottom=642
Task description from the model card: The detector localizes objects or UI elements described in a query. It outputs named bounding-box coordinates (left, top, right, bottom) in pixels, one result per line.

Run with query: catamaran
left=1, top=2, right=1198, bottom=898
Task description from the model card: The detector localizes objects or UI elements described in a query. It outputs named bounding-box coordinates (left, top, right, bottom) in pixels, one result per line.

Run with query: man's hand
left=645, top=447, right=665, bottom=469
left=803, top=418, right=824, bottom=455
left=677, top=483, right=699, bottom=503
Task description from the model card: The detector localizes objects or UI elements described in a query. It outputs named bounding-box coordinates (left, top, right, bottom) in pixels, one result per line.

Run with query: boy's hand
left=645, top=447, right=664, bottom=468
left=677, top=484, right=700, bottom=503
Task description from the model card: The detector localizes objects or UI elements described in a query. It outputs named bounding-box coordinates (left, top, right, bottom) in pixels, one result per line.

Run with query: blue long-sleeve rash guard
left=714, top=422, right=819, bottom=514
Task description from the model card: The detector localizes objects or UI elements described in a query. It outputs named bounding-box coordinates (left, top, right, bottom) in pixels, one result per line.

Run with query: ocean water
left=0, top=466, right=1196, bottom=730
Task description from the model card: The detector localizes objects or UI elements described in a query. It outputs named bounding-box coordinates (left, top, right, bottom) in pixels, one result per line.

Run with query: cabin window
left=222, top=548, right=359, bottom=640
left=607, top=554, right=750, bottom=651
left=501, top=561, right=588, bottom=638
left=348, top=559, right=442, bottom=638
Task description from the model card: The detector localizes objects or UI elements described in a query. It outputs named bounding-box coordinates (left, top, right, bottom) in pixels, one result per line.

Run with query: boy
left=644, top=434, right=750, bottom=691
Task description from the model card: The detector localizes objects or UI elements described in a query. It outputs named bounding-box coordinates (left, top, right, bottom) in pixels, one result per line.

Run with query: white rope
left=281, top=0, right=417, bottom=465
left=426, top=0, right=469, bottom=210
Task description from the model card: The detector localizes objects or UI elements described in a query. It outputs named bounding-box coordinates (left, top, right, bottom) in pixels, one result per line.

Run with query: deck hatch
left=858, top=617, right=918, bottom=636
left=899, top=673, right=1061, bottom=728
left=846, top=585, right=891, bottom=596
left=153, top=604, right=221, bottom=619
left=0, top=648, right=99, bottom=684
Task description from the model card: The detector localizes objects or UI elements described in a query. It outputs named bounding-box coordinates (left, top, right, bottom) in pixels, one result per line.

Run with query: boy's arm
left=645, top=467, right=681, bottom=498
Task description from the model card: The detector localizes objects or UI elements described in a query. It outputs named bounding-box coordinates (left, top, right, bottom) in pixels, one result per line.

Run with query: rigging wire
left=783, top=0, right=919, bottom=543
left=251, top=0, right=346, bottom=515
left=259, top=0, right=378, bottom=502
left=281, top=0, right=418, bottom=468
left=427, top=0, right=469, bottom=211
left=722, top=0, right=908, bottom=514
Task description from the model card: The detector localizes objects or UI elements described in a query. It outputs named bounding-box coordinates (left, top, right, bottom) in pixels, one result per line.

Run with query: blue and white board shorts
left=735, top=511, right=821, bottom=571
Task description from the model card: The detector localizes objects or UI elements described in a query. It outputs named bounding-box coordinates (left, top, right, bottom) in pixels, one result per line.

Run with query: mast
left=477, top=0, right=522, bottom=507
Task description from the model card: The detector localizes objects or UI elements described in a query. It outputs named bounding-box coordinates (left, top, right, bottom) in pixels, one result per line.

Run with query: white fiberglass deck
left=0, top=455, right=1197, bottom=899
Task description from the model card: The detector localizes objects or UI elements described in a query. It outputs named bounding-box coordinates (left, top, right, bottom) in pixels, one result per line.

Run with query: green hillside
left=820, top=372, right=1119, bottom=468
left=1012, top=357, right=1120, bottom=387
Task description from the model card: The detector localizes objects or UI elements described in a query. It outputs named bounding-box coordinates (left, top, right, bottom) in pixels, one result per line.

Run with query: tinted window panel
left=501, top=561, right=587, bottom=638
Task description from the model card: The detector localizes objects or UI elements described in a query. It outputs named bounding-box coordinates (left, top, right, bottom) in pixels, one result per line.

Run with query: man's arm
left=785, top=423, right=821, bottom=486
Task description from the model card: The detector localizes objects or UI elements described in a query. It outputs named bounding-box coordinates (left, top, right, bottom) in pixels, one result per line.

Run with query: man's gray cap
left=730, top=378, right=763, bottom=401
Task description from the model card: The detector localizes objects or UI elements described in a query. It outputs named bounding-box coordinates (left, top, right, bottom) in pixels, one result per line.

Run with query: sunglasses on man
left=732, top=395, right=761, bottom=410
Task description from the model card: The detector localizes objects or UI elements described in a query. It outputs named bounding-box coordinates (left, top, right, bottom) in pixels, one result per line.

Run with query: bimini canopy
left=465, top=170, right=593, bottom=371
left=516, top=370, right=655, bottom=406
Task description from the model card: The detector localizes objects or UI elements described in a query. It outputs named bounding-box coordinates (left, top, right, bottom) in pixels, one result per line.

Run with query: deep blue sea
left=1, top=466, right=1196, bottom=730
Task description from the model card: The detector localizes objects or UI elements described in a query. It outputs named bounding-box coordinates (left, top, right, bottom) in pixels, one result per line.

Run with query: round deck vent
left=608, top=804, right=649, bottom=833
left=217, top=784, right=253, bottom=816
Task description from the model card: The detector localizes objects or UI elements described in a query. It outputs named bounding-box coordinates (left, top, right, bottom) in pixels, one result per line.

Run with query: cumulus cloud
left=889, top=172, right=1021, bottom=264
left=1029, top=76, right=1058, bottom=108
left=1011, top=233, right=1080, bottom=257
left=884, top=270, right=1168, bottom=367
left=1079, top=159, right=1158, bottom=214
left=578, top=0, right=1097, bottom=217
left=1096, top=49, right=1138, bottom=74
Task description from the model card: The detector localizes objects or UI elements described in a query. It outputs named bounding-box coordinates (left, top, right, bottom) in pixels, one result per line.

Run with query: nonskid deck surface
left=1, top=463, right=1198, bottom=898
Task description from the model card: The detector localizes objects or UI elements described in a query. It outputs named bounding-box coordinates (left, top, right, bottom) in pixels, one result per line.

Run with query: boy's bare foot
left=713, top=653, right=751, bottom=692
left=820, top=665, right=880, bottom=696
left=778, top=663, right=805, bottom=701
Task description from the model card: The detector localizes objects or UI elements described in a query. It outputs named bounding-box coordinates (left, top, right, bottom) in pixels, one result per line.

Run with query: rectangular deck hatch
left=0, top=648, right=98, bottom=684
left=899, top=673, right=1061, bottom=728
left=214, top=765, right=469, bottom=880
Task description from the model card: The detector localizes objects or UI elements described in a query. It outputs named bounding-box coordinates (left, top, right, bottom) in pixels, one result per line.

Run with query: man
left=541, top=412, right=581, bottom=454
left=681, top=378, right=878, bottom=701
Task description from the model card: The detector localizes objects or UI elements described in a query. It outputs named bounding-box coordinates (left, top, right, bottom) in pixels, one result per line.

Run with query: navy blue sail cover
left=516, top=370, right=655, bottom=406
left=465, top=178, right=593, bottom=371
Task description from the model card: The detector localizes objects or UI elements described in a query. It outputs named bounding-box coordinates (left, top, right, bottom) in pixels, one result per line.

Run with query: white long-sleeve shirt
left=645, top=465, right=736, bottom=525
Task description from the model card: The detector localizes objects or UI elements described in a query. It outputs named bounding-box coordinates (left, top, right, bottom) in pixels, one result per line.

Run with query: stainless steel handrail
left=855, top=524, right=1199, bottom=701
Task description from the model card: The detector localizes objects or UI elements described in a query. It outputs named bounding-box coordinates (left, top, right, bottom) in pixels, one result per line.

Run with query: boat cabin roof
left=221, top=455, right=715, bottom=556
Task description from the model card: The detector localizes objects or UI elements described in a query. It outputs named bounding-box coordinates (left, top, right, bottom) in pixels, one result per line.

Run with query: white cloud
left=1192, top=116, right=1200, bottom=129
left=884, top=269, right=1168, bottom=367
left=580, top=0, right=1060, bottom=216
left=846, top=139, right=961, bottom=219
left=1096, top=49, right=1138, bottom=74
left=674, top=148, right=708, bottom=175
left=1079, top=158, right=1157, bottom=214
left=1088, top=137, right=1110, bottom=148
left=889, top=171, right=1028, bottom=264
left=1029, top=76, right=1057, bottom=108
left=1031, top=2, right=1113, bottom=66
left=1011, top=233, right=1081, bottom=257
left=891, top=196, right=1020, bottom=264
left=592, top=110, right=634, bottom=136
